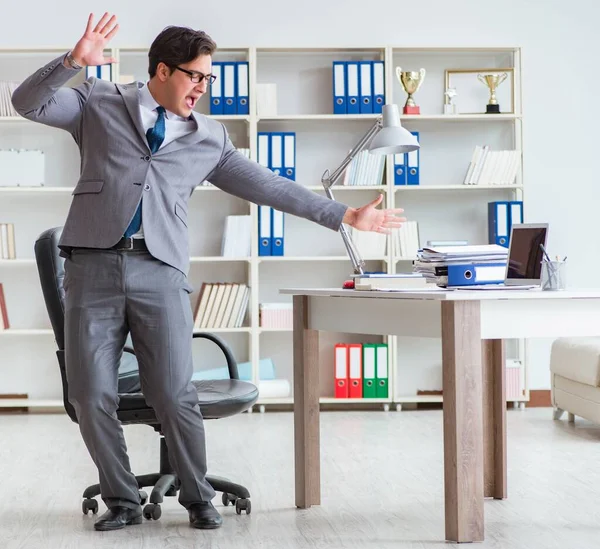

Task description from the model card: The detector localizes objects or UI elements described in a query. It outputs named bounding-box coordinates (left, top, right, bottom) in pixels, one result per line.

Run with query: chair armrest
left=124, top=346, right=136, bottom=356
left=192, top=332, right=240, bottom=380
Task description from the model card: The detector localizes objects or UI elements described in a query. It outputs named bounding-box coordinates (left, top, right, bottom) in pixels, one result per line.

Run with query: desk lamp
left=321, top=104, right=420, bottom=276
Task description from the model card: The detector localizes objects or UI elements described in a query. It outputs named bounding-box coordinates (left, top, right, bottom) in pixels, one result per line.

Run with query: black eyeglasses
left=173, top=66, right=217, bottom=85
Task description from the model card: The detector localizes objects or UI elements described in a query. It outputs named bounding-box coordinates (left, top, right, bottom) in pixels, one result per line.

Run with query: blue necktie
left=124, top=106, right=166, bottom=238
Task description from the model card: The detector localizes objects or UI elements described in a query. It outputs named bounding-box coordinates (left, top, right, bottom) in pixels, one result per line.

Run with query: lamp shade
left=368, top=104, right=420, bottom=154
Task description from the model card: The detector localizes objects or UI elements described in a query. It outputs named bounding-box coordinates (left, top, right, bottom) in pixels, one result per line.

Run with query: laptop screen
left=505, top=224, right=548, bottom=283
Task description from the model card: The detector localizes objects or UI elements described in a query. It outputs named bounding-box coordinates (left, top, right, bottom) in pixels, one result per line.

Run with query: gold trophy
left=396, top=67, right=426, bottom=114
left=477, top=72, right=508, bottom=114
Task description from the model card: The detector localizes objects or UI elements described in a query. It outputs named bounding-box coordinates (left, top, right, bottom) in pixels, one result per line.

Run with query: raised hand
left=344, top=194, right=406, bottom=234
left=70, top=12, right=119, bottom=67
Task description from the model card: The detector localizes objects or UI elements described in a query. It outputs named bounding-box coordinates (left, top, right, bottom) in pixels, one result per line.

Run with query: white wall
left=1, top=0, right=598, bottom=389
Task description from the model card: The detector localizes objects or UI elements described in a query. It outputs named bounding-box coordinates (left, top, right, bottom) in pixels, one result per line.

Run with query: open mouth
left=186, top=96, right=198, bottom=109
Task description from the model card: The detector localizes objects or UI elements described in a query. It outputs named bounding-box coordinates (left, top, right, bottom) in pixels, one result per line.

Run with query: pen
left=540, top=243, right=552, bottom=263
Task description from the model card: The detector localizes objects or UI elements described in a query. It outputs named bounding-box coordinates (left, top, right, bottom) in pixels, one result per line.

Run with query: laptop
left=454, top=223, right=549, bottom=290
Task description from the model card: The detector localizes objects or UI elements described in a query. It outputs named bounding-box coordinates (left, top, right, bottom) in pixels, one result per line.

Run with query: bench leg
left=568, top=412, right=575, bottom=423
left=553, top=407, right=564, bottom=420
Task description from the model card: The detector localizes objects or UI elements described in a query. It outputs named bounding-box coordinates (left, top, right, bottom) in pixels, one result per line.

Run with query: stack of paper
left=414, top=244, right=508, bottom=286
left=353, top=272, right=432, bottom=291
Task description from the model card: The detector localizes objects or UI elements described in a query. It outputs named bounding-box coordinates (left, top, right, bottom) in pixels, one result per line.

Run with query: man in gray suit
left=12, top=13, right=405, bottom=532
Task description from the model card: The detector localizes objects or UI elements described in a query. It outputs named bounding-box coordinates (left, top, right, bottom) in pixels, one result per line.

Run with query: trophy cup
left=396, top=67, right=426, bottom=114
left=443, top=87, right=458, bottom=115
left=477, top=72, right=508, bottom=114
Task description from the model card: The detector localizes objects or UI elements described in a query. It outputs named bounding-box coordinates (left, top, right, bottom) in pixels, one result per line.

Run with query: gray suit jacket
left=11, top=54, right=348, bottom=275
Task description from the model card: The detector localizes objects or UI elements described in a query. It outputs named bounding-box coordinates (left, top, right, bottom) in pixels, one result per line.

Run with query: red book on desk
left=334, top=343, right=349, bottom=398
left=348, top=343, right=363, bottom=398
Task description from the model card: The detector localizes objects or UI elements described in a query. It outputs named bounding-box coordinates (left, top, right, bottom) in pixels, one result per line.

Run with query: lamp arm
left=320, top=118, right=383, bottom=277
left=321, top=118, right=383, bottom=189
left=324, top=185, right=366, bottom=275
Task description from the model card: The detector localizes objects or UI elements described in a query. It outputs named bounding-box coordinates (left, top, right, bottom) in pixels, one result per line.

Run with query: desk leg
left=482, top=339, right=507, bottom=499
left=293, top=295, right=321, bottom=508
left=442, top=301, right=484, bottom=543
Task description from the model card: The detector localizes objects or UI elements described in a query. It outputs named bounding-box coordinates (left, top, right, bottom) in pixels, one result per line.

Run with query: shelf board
left=256, top=113, right=520, bottom=122
left=0, top=259, right=35, bottom=265
left=258, top=255, right=387, bottom=262
left=0, top=186, right=73, bottom=192
left=259, top=328, right=292, bottom=333
left=305, top=185, right=387, bottom=191
left=190, top=256, right=250, bottom=263
left=0, top=399, right=63, bottom=408
left=193, top=328, right=251, bottom=334
left=258, top=114, right=379, bottom=121
left=395, top=184, right=523, bottom=191
left=0, top=329, right=53, bottom=336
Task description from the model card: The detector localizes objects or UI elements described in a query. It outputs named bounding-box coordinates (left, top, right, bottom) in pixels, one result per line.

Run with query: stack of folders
left=462, top=145, right=521, bottom=186
left=332, top=60, right=385, bottom=115
left=353, top=273, right=431, bottom=291
left=341, top=149, right=386, bottom=186
left=0, top=81, right=20, bottom=117
left=390, top=220, right=419, bottom=258
left=259, top=303, right=293, bottom=329
left=414, top=244, right=508, bottom=287
left=202, top=148, right=250, bottom=186
left=221, top=215, right=252, bottom=258
left=193, top=282, right=249, bottom=329
left=334, top=342, right=388, bottom=399
left=209, top=61, right=249, bottom=115
left=393, top=132, right=420, bottom=185
left=257, top=133, right=296, bottom=256
left=0, top=223, right=16, bottom=259
left=0, top=149, right=45, bottom=186
left=0, top=284, right=9, bottom=330
left=349, top=226, right=387, bottom=259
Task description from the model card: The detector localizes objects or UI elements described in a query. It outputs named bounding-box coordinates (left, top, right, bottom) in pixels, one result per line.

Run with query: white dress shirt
left=130, top=83, right=197, bottom=239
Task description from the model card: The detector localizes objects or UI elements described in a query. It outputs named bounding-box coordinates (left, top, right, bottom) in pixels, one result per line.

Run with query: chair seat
left=117, top=379, right=259, bottom=424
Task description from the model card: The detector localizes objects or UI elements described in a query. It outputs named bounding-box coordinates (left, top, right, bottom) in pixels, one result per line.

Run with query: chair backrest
left=34, top=227, right=67, bottom=350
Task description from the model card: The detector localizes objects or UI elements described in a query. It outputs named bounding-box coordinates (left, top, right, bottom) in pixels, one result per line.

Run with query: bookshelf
left=0, top=45, right=526, bottom=411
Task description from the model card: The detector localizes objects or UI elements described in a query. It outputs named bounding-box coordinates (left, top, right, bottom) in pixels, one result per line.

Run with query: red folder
left=334, top=343, right=349, bottom=398
left=348, top=343, right=363, bottom=398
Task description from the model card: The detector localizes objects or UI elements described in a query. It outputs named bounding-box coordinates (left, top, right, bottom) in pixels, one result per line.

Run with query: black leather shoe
left=94, top=506, right=143, bottom=531
left=188, top=502, right=223, bottom=529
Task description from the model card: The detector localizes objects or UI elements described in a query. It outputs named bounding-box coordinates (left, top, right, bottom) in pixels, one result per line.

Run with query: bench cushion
left=550, top=338, right=600, bottom=387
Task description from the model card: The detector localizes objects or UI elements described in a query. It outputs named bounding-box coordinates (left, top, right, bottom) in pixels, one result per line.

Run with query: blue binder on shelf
left=236, top=61, right=249, bottom=115
left=372, top=60, right=385, bottom=113
left=222, top=62, right=236, bottom=115
left=359, top=61, right=373, bottom=114
left=209, top=62, right=223, bottom=115
left=394, top=153, right=406, bottom=185
left=407, top=131, right=420, bottom=185
left=271, top=209, right=284, bottom=256
left=447, top=262, right=507, bottom=287
left=345, top=62, right=360, bottom=114
left=86, top=64, right=111, bottom=81
left=258, top=205, right=272, bottom=256
left=257, top=132, right=272, bottom=255
left=488, top=201, right=510, bottom=247
left=509, top=200, right=523, bottom=228
left=283, top=132, right=296, bottom=180
left=332, top=61, right=346, bottom=114
left=269, top=133, right=283, bottom=177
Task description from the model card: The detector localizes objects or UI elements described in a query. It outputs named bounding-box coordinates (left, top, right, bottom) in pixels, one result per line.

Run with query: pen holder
left=542, top=260, right=567, bottom=291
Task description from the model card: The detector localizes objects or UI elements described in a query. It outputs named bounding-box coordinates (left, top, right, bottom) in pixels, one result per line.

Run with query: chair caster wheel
left=235, top=498, right=251, bottom=515
left=82, top=498, right=98, bottom=515
left=222, top=492, right=237, bottom=506
left=139, top=490, right=148, bottom=506
left=143, top=503, right=162, bottom=521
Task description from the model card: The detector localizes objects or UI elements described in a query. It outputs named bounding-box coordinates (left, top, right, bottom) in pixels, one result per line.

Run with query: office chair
left=34, top=227, right=259, bottom=520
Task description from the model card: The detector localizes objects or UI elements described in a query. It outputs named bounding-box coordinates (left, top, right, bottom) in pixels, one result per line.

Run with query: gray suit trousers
left=63, top=247, right=216, bottom=510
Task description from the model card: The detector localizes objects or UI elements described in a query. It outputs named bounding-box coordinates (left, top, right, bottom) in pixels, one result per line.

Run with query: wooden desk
left=280, top=287, right=600, bottom=543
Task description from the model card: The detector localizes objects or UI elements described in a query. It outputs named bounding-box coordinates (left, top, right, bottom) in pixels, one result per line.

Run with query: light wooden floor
left=1, top=407, right=600, bottom=548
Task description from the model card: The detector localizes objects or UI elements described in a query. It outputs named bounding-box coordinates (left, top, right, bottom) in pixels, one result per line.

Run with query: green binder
left=375, top=343, right=389, bottom=398
left=362, top=343, right=377, bottom=398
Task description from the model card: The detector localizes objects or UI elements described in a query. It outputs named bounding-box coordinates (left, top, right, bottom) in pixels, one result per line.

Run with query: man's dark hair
left=148, top=26, right=217, bottom=78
